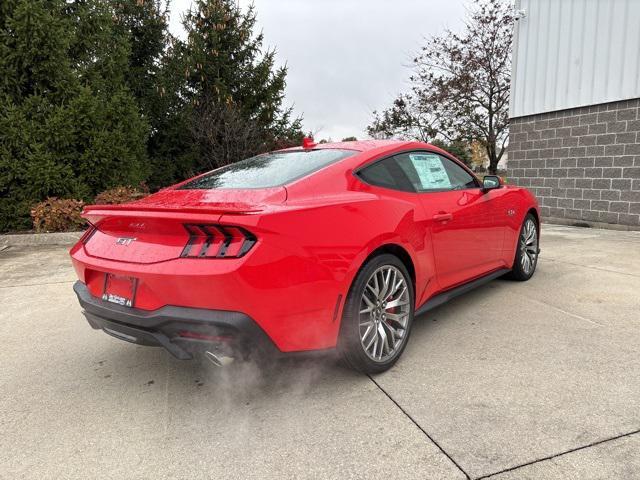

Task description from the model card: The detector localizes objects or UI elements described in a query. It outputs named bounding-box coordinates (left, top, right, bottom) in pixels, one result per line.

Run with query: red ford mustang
left=70, top=140, right=540, bottom=373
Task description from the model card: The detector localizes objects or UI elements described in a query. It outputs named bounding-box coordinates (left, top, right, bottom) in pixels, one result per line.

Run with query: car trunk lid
left=81, top=187, right=285, bottom=264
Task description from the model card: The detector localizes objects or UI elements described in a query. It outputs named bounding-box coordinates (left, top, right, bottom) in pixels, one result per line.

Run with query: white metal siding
left=510, top=0, right=640, bottom=118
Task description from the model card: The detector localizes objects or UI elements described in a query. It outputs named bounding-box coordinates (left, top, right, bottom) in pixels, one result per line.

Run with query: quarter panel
left=221, top=190, right=435, bottom=350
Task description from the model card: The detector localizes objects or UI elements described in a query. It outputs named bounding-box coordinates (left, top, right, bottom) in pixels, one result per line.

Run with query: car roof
left=282, top=139, right=412, bottom=153
left=279, top=139, right=472, bottom=177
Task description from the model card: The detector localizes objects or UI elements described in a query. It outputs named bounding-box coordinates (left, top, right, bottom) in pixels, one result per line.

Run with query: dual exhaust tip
left=205, top=350, right=234, bottom=367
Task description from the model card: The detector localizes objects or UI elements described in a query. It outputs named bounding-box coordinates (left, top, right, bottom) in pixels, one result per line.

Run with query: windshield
left=179, top=149, right=356, bottom=190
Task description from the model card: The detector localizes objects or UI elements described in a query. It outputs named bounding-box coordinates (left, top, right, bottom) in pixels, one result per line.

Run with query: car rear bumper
left=73, top=281, right=279, bottom=360
left=70, top=237, right=345, bottom=352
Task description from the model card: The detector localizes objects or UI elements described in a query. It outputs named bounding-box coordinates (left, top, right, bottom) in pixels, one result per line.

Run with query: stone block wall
left=508, top=99, right=640, bottom=228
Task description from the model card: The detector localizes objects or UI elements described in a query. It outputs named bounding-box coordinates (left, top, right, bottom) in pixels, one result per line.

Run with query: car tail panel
left=83, top=216, right=195, bottom=264
left=79, top=186, right=285, bottom=264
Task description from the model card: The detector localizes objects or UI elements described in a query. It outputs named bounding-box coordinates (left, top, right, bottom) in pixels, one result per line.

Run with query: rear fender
left=222, top=197, right=435, bottom=333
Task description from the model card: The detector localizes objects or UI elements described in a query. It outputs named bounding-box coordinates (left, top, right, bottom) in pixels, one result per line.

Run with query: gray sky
left=168, top=0, right=467, bottom=141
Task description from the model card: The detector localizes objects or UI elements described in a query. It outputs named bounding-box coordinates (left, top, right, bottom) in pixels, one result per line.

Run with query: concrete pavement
left=1, top=225, right=639, bottom=479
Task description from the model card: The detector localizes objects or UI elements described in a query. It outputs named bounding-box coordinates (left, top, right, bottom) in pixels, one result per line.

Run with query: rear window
left=179, top=149, right=356, bottom=190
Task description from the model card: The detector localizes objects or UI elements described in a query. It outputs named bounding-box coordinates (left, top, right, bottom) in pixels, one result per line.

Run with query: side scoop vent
left=180, top=224, right=257, bottom=259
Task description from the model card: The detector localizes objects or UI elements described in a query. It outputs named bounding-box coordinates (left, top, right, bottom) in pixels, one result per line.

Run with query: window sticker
left=409, top=154, right=452, bottom=190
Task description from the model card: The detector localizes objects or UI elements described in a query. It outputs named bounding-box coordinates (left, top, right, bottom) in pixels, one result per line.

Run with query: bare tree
left=368, top=0, right=514, bottom=174
left=191, top=98, right=263, bottom=171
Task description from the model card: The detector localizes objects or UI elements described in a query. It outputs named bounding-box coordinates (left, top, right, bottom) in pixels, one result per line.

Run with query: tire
left=338, top=254, right=415, bottom=374
left=507, top=213, right=539, bottom=281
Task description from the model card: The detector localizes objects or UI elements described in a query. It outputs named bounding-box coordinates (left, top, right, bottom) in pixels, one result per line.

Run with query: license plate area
left=102, top=274, right=137, bottom=307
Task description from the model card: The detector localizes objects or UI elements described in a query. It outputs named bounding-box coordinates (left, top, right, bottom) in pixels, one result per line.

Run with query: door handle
left=433, top=212, right=453, bottom=222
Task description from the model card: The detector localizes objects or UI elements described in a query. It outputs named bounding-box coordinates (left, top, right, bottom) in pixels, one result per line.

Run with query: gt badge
left=116, top=237, right=136, bottom=246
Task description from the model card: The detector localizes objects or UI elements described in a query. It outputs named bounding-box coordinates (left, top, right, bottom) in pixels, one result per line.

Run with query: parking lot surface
left=1, top=224, right=639, bottom=479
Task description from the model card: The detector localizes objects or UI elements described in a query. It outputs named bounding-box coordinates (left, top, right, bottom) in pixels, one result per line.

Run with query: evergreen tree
left=0, top=0, right=149, bottom=231
left=178, top=0, right=303, bottom=173
left=0, top=0, right=305, bottom=231
left=145, top=33, right=198, bottom=188
left=109, top=0, right=188, bottom=189
left=112, top=0, right=169, bottom=116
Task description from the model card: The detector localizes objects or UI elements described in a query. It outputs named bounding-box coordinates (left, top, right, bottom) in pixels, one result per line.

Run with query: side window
left=357, top=157, right=415, bottom=192
left=395, top=152, right=478, bottom=192
left=441, top=155, right=479, bottom=190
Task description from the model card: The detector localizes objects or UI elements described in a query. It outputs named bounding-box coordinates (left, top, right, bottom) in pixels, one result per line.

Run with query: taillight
left=180, top=224, right=257, bottom=259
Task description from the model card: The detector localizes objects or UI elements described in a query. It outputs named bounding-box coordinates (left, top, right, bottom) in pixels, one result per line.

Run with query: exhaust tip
left=205, top=350, right=234, bottom=367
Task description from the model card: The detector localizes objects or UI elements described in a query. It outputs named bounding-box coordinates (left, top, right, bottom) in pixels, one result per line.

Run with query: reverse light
left=180, top=224, right=257, bottom=259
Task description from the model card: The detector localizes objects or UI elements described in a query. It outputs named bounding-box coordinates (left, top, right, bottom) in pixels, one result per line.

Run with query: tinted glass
left=441, top=156, right=478, bottom=189
left=395, top=152, right=478, bottom=192
left=357, top=157, right=415, bottom=192
left=180, top=149, right=356, bottom=189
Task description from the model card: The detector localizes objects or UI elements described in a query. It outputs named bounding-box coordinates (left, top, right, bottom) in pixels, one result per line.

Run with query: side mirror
left=483, top=175, right=503, bottom=192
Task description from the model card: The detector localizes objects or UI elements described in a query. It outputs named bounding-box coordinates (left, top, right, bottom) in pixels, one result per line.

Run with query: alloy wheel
left=520, top=218, right=538, bottom=275
left=359, top=265, right=411, bottom=362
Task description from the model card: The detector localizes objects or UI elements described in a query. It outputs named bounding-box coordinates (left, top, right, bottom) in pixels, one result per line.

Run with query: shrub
left=93, top=185, right=149, bottom=205
left=31, top=198, right=85, bottom=233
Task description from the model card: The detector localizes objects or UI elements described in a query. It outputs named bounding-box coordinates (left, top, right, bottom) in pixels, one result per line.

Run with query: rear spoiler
left=82, top=203, right=263, bottom=225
